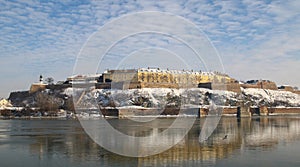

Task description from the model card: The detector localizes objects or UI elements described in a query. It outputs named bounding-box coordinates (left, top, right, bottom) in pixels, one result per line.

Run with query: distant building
left=0, top=98, right=12, bottom=108
left=240, top=80, right=278, bottom=90
left=66, top=74, right=101, bottom=84
left=278, top=85, right=294, bottom=92
left=278, top=85, right=300, bottom=94
left=29, top=75, right=48, bottom=93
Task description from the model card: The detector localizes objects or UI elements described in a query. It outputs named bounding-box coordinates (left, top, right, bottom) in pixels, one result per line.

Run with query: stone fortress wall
left=102, top=68, right=234, bottom=84
left=97, top=68, right=239, bottom=92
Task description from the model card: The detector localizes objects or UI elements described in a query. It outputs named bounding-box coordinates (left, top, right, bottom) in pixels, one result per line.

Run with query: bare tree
left=35, top=92, right=60, bottom=115
left=63, top=98, right=75, bottom=111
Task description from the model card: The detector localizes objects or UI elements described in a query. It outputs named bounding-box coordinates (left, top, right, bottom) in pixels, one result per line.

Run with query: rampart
left=29, top=83, right=47, bottom=93
left=241, top=80, right=278, bottom=90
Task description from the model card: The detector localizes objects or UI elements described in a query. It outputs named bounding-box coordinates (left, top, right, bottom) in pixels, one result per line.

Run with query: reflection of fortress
left=137, top=117, right=300, bottom=166
left=25, top=117, right=300, bottom=166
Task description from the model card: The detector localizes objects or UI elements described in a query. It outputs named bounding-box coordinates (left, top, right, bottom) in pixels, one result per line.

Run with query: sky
left=0, top=0, right=299, bottom=98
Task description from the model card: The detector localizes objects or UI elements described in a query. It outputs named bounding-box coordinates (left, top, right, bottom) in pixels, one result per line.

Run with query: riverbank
left=2, top=106, right=300, bottom=119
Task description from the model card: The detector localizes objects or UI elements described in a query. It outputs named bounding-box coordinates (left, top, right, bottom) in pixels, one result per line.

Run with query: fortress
left=23, top=68, right=298, bottom=95
left=52, top=68, right=289, bottom=93
left=95, top=68, right=237, bottom=90
left=100, top=68, right=234, bottom=84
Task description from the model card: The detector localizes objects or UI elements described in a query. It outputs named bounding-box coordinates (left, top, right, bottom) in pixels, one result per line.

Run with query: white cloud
left=267, top=0, right=300, bottom=23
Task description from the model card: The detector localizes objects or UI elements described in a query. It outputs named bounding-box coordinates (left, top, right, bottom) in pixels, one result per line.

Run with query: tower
left=39, top=75, right=43, bottom=83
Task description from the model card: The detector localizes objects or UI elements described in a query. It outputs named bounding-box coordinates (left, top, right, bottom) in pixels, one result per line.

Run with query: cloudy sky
left=0, top=0, right=299, bottom=98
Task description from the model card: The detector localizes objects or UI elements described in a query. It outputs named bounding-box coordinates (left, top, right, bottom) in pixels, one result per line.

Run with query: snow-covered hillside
left=68, top=87, right=300, bottom=109
left=242, top=88, right=300, bottom=107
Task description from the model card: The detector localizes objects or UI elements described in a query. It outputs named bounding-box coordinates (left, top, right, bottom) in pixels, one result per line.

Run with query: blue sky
left=0, top=0, right=299, bottom=98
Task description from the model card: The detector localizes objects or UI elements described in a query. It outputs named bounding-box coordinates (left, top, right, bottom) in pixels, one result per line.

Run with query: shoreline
left=2, top=114, right=300, bottom=120
left=2, top=107, right=300, bottom=120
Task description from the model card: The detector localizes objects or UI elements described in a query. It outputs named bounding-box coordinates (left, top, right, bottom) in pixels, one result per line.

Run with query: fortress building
left=29, top=75, right=47, bottom=93
left=240, top=80, right=278, bottom=90
left=96, top=68, right=240, bottom=92
left=27, top=68, right=282, bottom=95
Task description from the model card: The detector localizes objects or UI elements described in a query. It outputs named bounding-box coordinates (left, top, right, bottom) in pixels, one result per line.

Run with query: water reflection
left=0, top=116, right=300, bottom=166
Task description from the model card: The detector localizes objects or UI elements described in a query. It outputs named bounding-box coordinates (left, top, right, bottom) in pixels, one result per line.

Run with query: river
left=0, top=116, right=300, bottom=166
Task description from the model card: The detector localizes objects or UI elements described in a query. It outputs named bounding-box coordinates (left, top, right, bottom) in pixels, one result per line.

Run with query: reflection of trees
left=29, top=124, right=104, bottom=162
left=26, top=120, right=136, bottom=166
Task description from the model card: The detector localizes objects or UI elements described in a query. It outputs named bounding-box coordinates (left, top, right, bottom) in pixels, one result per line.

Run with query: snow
left=137, top=68, right=217, bottom=75
left=66, top=87, right=300, bottom=110
left=73, top=87, right=239, bottom=109
left=63, top=87, right=74, bottom=96
left=242, top=88, right=300, bottom=107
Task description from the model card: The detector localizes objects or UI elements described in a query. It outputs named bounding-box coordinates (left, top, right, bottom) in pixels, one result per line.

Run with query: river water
left=1, top=116, right=300, bottom=167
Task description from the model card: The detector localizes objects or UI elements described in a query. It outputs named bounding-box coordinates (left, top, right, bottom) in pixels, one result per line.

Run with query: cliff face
left=8, top=91, right=31, bottom=106
left=8, top=89, right=73, bottom=112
